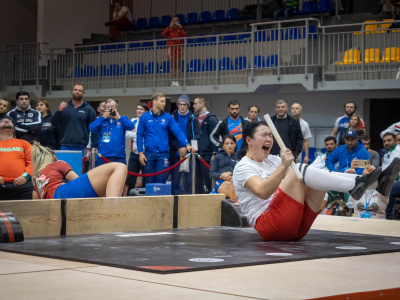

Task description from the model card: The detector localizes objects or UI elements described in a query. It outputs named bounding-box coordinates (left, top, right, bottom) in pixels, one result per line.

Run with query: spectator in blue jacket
left=89, top=99, right=135, bottom=167
left=137, top=93, right=195, bottom=184
left=169, top=95, right=201, bottom=195
left=326, top=129, right=370, bottom=175
left=51, top=84, right=98, bottom=156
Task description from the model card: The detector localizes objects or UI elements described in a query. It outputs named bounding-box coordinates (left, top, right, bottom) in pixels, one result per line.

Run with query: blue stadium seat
left=238, top=32, right=251, bottom=42
left=116, top=43, right=126, bottom=50
left=297, top=1, right=310, bottom=14
left=160, top=15, right=172, bottom=28
left=267, top=29, right=282, bottom=41
left=136, top=18, right=148, bottom=29
left=219, top=57, right=232, bottom=70
left=235, top=56, right=248, bottom=70
left=202, top=58, right=217, bottom=71
left=212, top=10, right=225, bottom=22
left=254, top=56, right=265, bottom=68
left=195, top=36, right=208, bottom=44
left=317, top=0, right=332, bottom=12
left=176, top=14, right=185, bottom=25
left=208, top=35, right=218, bottom=44
left=284, top=28, right=301, bottom=40
left=99, top=65, right=107, bottom=76
left=142, top=41, right=154, bottom=48
left=147, top=62, right=157, bottom=74
left=133, top=62, right=145, bottom=75
left=302, top=147, right=317, bottom=163
left=159, top=61, right=170, bottom=74
left=120, top=63, right=133, bottom=75
left=266, top=55, right=279, bottom=67
left=148, top=16, right=160, bottom=28
left=255, top=31, right=266, bottom=42
left=68, top=66, right=82, bottom=78
left=107, top=64, right=120, bottom=76
left=101, top=44, right=116, bottom=51
left=305, top=1, right=316, bottom=13
left=199, top=11, right=211, bottom=23
left=156, top=40, right=167, bottom=47
left=83, top=65, right=96, bottom=77
left=188, top=59, right=202, bottom=72
left=185, top=12, right=198, bottom=25
left=226, top=8, right=239, bottom=21
left=128, top=42, right=141, bottom=49
left=302, top=25, right=318, bottom=39
left=221, top=34, right=237, bottom=43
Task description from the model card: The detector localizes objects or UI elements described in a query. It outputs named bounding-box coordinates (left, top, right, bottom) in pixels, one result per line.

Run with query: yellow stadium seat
left=334, top=49, right=361, bottom=65
left=380, top=47, right=400, bottom=62
left=379, top=19, right=393, bottom=33
left=363, top=48, right=380, bottom=64
left=354, top=21, right=378, bottom=35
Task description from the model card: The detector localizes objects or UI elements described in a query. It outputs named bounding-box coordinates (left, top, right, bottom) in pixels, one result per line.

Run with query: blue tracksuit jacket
left=89, top=116, right=135, bottom=159
left=137, top=109, right=188, bottom=153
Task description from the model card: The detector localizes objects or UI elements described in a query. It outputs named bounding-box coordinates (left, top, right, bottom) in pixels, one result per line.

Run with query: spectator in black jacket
left=193, top=96, right=219, bottom=194
left=0, top=98, right=9, bottom=119
left=51, top=84, right=98, bottom=156
left=210, top=99, right=250, bottom=152
left=7, top=91, right=42, bottom=144
left=209, top=134, right=240, bottom=197
left=270, top=99, right=303, bottom=159
left=36, top=99, right=59, bottom=149
left=169, top=95, right=201, bottom=195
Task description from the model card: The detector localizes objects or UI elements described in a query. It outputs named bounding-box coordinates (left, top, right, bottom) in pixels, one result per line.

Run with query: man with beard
left=52, top=84, right=98, bottom=156
left=381, top=133, right=400, bottom=219
left=7, top=91, right=42, bottom=144
left=331, top=101, right=365, bottom=144
left=270, top=100, right=303, bottom=160
left=193, top=96, right=219, bottom=194
left=312, top=136, right=338, bottom=170
left=0, top=116, right=34, bottom=200
left=211, top=100, right=250, bottom=151
left=0, top=98, right=9, bottom=119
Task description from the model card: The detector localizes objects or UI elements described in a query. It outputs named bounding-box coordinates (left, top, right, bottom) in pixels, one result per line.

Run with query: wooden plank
left=177, top=194, right=225, bottom=228
left=0, top=199, right=62, bottom=238
left=65, top=196, right=174, bottom=235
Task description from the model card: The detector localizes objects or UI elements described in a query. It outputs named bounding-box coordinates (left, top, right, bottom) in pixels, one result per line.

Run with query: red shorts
left=254, top=188, right=319, bottom=241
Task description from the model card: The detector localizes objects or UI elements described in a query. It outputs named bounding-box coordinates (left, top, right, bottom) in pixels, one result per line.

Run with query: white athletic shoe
left=171, top=81, right=176, bottom=86
left=175, top=81, right=180, bottom=86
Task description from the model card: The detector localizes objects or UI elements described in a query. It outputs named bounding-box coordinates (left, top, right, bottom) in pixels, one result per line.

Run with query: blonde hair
left=31, top=142, right=56, bottom=182
left=347, top=113, right=361, bottom=130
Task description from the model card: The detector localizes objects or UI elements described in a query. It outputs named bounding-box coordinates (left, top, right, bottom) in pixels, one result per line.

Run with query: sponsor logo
left=0, top=147, right=24, bottom=152
left=35, top=174, right=49, bottom=197
left=28, top=113, right=33, bottom=117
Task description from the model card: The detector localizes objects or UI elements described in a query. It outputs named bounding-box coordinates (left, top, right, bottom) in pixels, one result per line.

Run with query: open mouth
left=262, top=145, right=270, bottom=151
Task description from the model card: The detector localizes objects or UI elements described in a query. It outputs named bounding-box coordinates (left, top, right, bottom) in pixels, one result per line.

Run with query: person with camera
left=162, top=15, right=186, bottom=87
left=89, top=99, right=135, bottom=167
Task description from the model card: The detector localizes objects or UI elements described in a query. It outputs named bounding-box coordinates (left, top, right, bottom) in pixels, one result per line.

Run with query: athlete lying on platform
left=232, top=122, right=400, bottom=241
left=31, top=142, right=127, bottom=199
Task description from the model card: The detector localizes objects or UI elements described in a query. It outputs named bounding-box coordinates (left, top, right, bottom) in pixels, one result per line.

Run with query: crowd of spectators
left=1, top=85, right=400, bottom=220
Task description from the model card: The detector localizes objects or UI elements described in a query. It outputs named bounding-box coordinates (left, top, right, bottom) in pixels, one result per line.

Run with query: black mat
left=1, top=227, right=400, bottom=274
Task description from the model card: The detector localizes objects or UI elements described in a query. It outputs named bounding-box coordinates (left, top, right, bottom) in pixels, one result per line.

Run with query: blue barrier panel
left=54, top=151, right=82, bottom=176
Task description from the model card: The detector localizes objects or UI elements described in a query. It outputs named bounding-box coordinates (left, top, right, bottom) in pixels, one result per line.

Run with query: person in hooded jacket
left=36, top=99, right=59, bottom=149
left=168, top=95, right=201, bottom=195
left=326, top=129, right=370, bottom=175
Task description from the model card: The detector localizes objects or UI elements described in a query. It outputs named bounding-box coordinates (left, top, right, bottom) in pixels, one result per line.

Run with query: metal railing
left=3, top=19, right=400, bottom=93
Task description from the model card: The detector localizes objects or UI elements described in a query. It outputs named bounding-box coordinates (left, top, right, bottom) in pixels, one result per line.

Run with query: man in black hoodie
left=7, top=91, right=42, bottom=144
left=52, top=84, right=98, bottom=155
left=193, top=96, right=219, bottom=194
left=210, top=99, right=250, bottom=152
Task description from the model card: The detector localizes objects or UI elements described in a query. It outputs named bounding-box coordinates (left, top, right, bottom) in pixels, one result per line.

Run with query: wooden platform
left=1, top=196, right=400, bottom=299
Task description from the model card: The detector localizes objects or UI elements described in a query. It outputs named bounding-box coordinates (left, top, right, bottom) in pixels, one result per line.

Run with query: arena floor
left=1, top=215, right=400, bottom=300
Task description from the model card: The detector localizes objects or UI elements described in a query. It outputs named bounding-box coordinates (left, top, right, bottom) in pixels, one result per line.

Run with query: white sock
left=297, top=164, right=356, bottom=192
left=326, top=169, right=378, bottom=190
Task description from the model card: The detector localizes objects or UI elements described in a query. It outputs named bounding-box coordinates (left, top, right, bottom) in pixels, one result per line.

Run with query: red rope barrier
left=100, top=155, right=189, bottom=177
left=198, top=154, right=211, bottom=170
